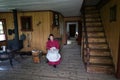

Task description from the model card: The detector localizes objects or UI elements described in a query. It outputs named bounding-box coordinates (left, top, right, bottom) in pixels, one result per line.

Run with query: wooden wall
left=64, top=16, right=81, bottom=22
left=100, top=0, right=120, bottom=71
left=0, top=11, right=63, bottom=53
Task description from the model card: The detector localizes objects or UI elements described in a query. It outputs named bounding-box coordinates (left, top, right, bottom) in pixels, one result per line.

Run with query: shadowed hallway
left=0, top=39, right=117, bottom=80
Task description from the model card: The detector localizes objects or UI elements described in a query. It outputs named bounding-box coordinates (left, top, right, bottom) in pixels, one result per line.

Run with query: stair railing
left=81, top=0, right=90, bottom=65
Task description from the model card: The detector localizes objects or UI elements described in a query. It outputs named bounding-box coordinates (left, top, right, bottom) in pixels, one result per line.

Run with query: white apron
left=46, top=49, right=61, bottom=62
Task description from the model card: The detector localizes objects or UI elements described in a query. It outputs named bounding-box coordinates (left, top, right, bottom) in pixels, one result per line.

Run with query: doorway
left=69, top=24, right=76, bottom=37
left=67, top=22, right=78, bottom=39
left=66, top=22, right=78, bottom=44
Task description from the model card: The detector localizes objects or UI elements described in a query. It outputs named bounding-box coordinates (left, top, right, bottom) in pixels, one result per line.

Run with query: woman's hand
left=52, top=47, right=56, bottom=49
left=50, top=47, right=56, bottom=51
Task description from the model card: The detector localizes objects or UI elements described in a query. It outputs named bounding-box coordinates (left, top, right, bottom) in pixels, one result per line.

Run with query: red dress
left=46, top=40, right=60, bottom=50
left=46, top=40, right=61, bottom=65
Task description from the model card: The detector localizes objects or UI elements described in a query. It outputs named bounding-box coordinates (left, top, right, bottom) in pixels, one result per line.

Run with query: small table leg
left=9, top=58, right=13, bottom=67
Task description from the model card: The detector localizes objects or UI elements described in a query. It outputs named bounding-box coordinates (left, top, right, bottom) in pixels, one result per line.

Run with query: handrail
left=81, top=0, right=90, bottom=65
left=82, top=0, right=89, bottom=48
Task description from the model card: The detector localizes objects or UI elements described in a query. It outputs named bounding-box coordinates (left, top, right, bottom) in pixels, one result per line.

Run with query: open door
left=69, top=24, right=76, bottom=37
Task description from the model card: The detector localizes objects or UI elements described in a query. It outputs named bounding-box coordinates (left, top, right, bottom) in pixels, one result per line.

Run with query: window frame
left=20, top=16, right=33, bottom=31
left=0, top=19, right=7, bottom=42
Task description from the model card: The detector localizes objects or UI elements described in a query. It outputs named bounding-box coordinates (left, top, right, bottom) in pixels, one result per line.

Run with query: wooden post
left=116, top=33, right=120, bottom=78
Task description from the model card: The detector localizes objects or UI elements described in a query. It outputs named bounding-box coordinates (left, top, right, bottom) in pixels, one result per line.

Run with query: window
left=0, top=22, right=4, bottom=34
left=20, top=16, right=33, bottom=31
left=110, top=5, right=117, bottom=22
left=0, top=21, right=6, bottom=41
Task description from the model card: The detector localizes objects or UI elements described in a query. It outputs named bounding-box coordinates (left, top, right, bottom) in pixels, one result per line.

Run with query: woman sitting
left=46, top=34, right=61, bottom=68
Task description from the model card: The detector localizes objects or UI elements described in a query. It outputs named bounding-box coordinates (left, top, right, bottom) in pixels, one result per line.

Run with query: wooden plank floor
left=0, top=39, right=117, bottom=80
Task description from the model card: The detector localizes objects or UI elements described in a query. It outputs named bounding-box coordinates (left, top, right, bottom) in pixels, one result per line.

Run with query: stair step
left=85, top=18, right=101, bottom=22
left=85, top=9, right=100, bottom=14
left=88, top=38, right=106, bottom=43
left=83, top=37, right=106, bottom=43
left=86, top=22, right=102, bottom=26
left=85, top=6, right=96, bottom=10
left=85, top=16, right=100, bottom=19
left=86, top=21, right=102, bottom=24
left=87, top=32, right=105, bottom=37
left=90, top=49, right=111, bottom=57
left=86, top=21, right=101, bottom=23
left=85, top=14, right=100, bottom=18
left=88, top=43, right=108, bottom=49
left=84, top=43, right=108, bottom=49
left=87, top=64, right=114, bottom=74
left=87, top=27, right=103, bottom=31
left=89, top=56, right=113, bottom=65
left=86, top=25, right=103, bottom=27
left=85, top=12, right=99, bottom=15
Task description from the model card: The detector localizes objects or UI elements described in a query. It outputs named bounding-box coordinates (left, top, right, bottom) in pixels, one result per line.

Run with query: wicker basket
left=32, top=50, right=40, bottom=63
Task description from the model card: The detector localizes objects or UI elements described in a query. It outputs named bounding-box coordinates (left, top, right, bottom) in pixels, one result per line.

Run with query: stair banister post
left=86, top=48, right=90, bottom=65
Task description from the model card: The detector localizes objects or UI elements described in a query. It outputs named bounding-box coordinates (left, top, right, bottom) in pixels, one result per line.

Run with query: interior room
left=0, top=0, right=120, bottom=80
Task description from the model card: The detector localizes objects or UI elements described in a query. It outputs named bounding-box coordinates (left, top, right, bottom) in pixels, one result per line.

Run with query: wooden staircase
left=81, top=6, right=114, bottom=74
